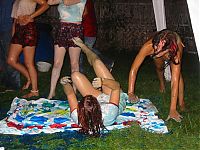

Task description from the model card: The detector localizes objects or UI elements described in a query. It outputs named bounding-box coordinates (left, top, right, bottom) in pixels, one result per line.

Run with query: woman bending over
left=128, top=29, right=185, bottom=122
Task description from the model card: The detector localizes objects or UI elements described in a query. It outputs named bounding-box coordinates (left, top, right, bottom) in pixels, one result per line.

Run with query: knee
left=7, top=57, right=15, bottom=66
left=71, top=71, right=81, bottom=81
left=53, top=61, right=63, bottom=70
left=24, top=61, right=34, bottom=69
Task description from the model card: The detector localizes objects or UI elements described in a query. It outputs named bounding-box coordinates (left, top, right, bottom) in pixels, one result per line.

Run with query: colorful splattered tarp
left=0, top=97, right=168, bottom=135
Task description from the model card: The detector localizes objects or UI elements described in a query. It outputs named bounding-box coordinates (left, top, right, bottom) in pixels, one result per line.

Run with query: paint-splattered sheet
left=0, top=97, right=168, bottom=135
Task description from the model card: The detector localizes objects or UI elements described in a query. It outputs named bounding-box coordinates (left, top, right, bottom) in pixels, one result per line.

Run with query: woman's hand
left=18, top=15, right=33, bottom=25
left=60, top=76, right=72, bottom=85
left=72, top=37, right=84, bottom=47
left=128, top=92, right=139, bottom=103
left=92, top=78, right=102, bottom=89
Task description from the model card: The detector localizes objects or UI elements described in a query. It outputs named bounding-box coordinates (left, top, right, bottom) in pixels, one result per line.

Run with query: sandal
left=22, top=90, right=39, bottom=99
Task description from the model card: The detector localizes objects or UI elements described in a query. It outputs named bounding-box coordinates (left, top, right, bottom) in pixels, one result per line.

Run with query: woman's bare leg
left=68, top=47, right=81, bottom=73
left=71, top=71, right=101, bottom=98
left=154, top=58, right=165, bottom=92
left=22, top=46, right=39, bottom=98
left=81, top=45, right=114, bottom=79
left=60, top=77, right=78, bottom=111
left=178, top=73, right=185, bottom=111
left=7, top=44, right=31, bottom=90
left=48, top=45, right=66, bottom=99
left=81, top=45, right=114, bottom=94
left=68, top=47, right=81, bottom=92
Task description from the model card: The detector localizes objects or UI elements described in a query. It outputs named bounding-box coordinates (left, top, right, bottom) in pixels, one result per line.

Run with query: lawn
left=0, top=50, right=200, bottom=150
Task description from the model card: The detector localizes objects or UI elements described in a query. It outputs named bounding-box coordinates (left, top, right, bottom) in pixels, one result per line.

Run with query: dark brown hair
left=152, top=29, right=179, bottom=66
left=78, top=95, right=105, bottom=136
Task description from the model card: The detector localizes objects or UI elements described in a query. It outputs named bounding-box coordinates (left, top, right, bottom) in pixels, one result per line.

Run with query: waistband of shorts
left=60, top=21, right=82, bottom=25
left=16, top=21, right=35, bottom=26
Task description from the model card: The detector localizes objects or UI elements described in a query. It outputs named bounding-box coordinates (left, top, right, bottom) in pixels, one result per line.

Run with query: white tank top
left=11, top=0, right=37, bottom=19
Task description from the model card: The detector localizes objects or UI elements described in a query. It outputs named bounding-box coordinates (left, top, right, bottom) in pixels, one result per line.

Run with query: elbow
left=129, top=68, right=137, bottom=77
left=45, top=4, right=50, bottom=10
left=41, top=2, right=49, bottom=10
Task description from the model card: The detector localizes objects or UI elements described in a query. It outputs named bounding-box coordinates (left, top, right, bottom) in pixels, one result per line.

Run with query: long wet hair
left=152, top=29, right=179, bottom=67
left=78, top=95, right=105, bottom=136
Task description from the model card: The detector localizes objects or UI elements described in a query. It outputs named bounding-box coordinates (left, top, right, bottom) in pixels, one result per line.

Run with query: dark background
left=35, top=0, right=197, bottom=54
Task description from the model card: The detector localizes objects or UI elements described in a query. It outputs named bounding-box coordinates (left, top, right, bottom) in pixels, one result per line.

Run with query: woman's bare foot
left=166, top=110, right=183, bottom=122
left=47, top=94, right=55, bottom=100
left=179, top=100, right=186, bottom=112
left=21, top=80, right=31, bottom=91
left=47, top=92, right=55, bottom=100
left=179, top=104, right=186, bottom=112
left=128, top=93, right=139, bottom=103
left=159, top=83, right=165, bottom=93
left=22, top=90, right=39, bottom=99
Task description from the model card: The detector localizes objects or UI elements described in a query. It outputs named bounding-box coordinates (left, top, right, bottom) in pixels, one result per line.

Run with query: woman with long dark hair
left=60, top=37, right=127, bottom=136
left=128, top=29, right=185, bottom=122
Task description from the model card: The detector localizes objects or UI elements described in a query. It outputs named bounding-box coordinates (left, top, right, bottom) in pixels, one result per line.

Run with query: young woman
left=7, top=0, right=49, bottom=98
left=128, top=29, right=185, bottom=122
left=60, top=37, right=127, bottom=136
left=47, top=0, right=87, bottom=99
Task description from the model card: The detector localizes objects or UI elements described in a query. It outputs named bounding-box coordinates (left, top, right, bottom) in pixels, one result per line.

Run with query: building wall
left=94, top=0, right=195, bottom=52
left=36, top=0, right=196, bottom=52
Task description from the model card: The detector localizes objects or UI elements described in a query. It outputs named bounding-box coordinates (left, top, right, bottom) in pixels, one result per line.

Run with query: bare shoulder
left=139, top=39, right=154, bottom=56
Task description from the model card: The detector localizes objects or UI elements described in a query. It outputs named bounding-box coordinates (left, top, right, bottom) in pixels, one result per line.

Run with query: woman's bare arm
left=31, top=0, right=49, bottom=19
left=11, top=19, right=16, bottom=37
left=61, top=77, right=78, bottom=112
left=19, top=0, right=49, bottom=25
left=128, top=43, right=152, bottom=100
left=170, top=62, right=181, bottom=113
left=101, top=78, right=120, bottom=106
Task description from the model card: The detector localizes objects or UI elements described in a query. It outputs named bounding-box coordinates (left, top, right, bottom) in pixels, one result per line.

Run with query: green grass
left=0, top=51, right=200, bottom=149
